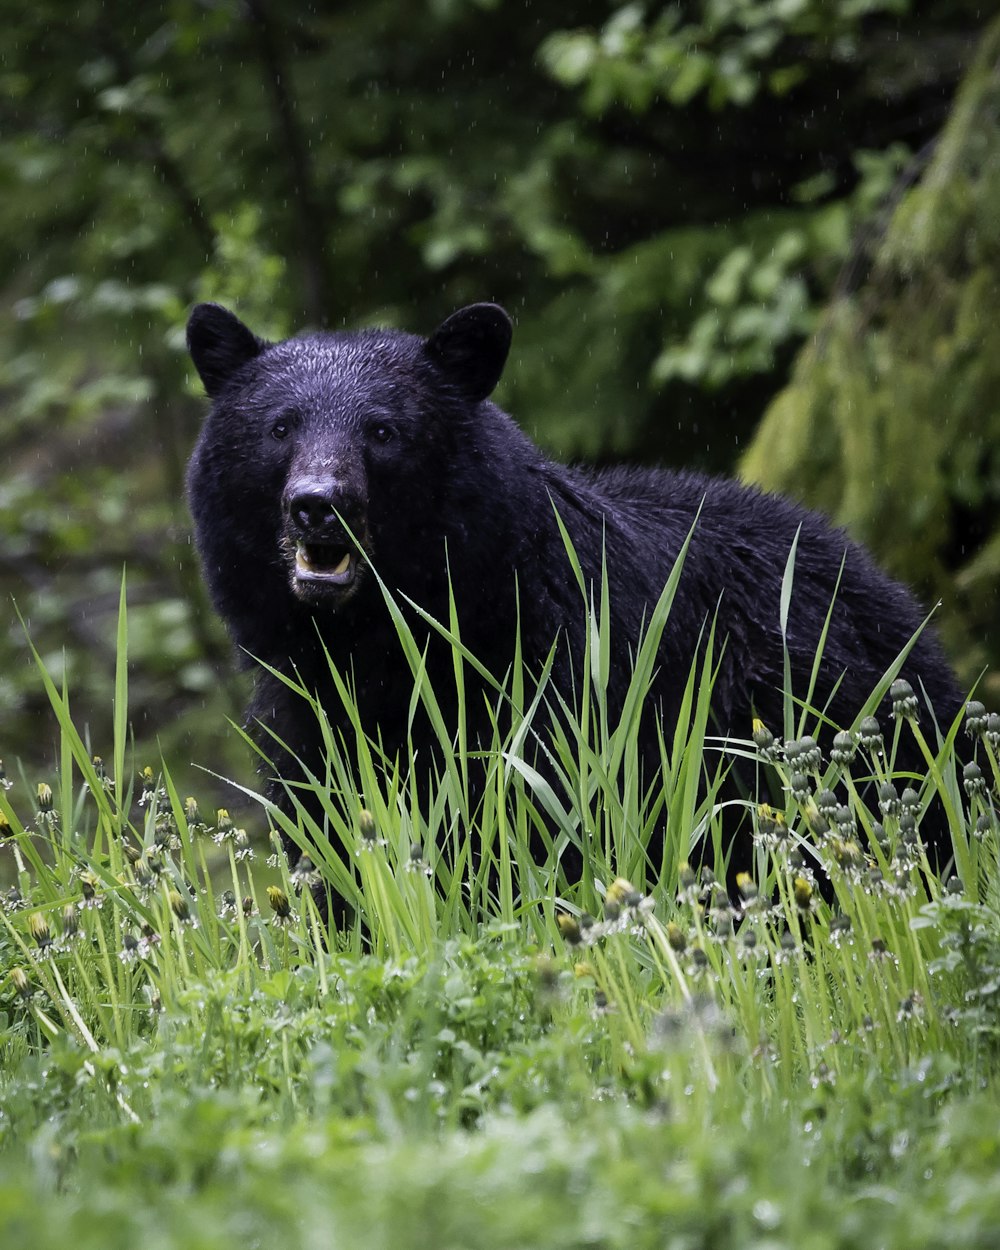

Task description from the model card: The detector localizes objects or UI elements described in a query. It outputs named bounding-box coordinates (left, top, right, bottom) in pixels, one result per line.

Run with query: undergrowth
left=2, top=559, right=1000, bottom=1249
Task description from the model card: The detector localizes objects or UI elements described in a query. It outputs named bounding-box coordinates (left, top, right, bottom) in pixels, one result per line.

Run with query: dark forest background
left=2, top=0, right=998, bottom=798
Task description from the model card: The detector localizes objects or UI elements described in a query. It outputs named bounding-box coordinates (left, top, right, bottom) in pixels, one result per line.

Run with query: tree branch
left=244, top=0, right=334, bottom=324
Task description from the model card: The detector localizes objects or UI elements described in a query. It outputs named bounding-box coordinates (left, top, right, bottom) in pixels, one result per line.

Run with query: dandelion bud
left=216, top=808, right=233, bottom=833
left=831, top=839, right=863, bottom=871
left=11, top=967, right=31, bottom=1000
left=28, top=911, right=52, bottom=951
left=752, top=717, right=772, bottom=743
left=858, top=716, right=883, bottom=753
left=963, top=762, right=987, bottom=799
left=61, top=904, right=79, bottom=939
left=36, top=782, right=53, bottom=813
left=830, top=731, right=855, bottom=766
left=964, top=701, right=988, bottom=737
left=153, top=815, right=175, bottom=849
left=168, top=890, right=190, bottom=922
left=833, top=805, right=855, bottom=837
left=792, top=876, right=813, bottom=910
left=711, top=907, right=734, bottom=941
left=184, top=796, right=201, bottom=824
left=666, top=921, right=687, bottom=953
left=752, top=719, right=775, bottom=752
left=945, top=875, right=964, bottom=896
left=796, top=736, right=822, bottom=772
left=358, top=809, right=377, bottom=843
left=533, top=954, right=559, bottom=991
left=889, top=679, right=919, bottom=721
left=815, top=789, right=839, bottom=816
left=267, top=885, right=291, bottom=919
left=556, top=914, right=582, bottom=945
left=878, top=783, right=901, bottom=817
left=756, top=804, right=787, bottom=843
left=0, top=811, right=11, bottom=841
left=606, top=878, right=638, bottom=909
left=291, top=856, right=316, bottom=886
left=735, top=872, right=757, bottom=901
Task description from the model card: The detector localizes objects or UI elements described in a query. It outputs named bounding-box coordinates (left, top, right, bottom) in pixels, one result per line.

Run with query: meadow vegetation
left=2, top=564, right=1000, bottom=1248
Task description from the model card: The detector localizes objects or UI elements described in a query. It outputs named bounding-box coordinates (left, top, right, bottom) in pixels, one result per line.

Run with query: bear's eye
left=370, top=423, right=394, bottom=445
left=270, top=420, right=291, bottom=441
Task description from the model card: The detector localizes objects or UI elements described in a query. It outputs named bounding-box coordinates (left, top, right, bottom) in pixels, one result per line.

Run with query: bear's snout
left=282, top=478, right=368, bottom=602
left=289, top=489, right=338, bottom=532
left=284, top=479, right=367, bottom=540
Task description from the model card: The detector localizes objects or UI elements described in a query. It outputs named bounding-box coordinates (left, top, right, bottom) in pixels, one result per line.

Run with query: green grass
left=3, top=565, right=1000, bottom=1249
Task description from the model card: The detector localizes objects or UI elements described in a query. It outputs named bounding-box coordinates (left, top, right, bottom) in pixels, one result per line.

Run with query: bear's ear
left=187, top=303, right=269, bottom=398
left=424, top=303, right=512, bottom=402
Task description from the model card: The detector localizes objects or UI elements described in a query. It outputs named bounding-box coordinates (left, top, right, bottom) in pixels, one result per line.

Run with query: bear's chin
left=290, top=573, right=363, bottom=609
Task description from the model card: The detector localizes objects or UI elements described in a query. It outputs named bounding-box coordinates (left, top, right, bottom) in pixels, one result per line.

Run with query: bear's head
left=186, top=302, right=512, bottom=620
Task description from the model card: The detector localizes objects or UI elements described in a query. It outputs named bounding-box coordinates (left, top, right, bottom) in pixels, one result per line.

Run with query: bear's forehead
left=278, top=333, right=411, bottom=377
left=255, top=333, right=418, bottom=407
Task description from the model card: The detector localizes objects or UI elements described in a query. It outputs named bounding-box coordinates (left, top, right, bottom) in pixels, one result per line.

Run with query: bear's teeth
left=295, top=543, right=352, bottom=579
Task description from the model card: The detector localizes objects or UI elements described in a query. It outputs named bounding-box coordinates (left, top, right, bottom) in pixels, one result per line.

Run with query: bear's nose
left=289, top=491, right=338, bottom=532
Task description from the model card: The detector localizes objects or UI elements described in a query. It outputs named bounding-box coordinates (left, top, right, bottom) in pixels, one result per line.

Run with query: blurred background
left=2, top=0, right=998, bottom=804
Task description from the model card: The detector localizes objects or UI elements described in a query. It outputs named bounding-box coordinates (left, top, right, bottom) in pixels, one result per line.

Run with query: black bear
left=186, top=301, right=962, bottom=869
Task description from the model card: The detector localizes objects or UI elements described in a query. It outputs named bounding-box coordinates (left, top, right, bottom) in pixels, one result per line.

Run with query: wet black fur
left=186, top=302, right=963, bottom=871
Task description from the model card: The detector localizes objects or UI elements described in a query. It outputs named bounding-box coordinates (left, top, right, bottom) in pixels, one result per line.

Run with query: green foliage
left=540, top=0, right=911, bottom=114
left=3, top=576, right=1000, bottom=1246
left=1, top=0, right=988, bottom=785
left=741, top=14, right=1000, bottom=693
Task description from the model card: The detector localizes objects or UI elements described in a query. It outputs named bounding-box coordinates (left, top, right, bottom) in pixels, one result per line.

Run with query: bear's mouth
left=293, top=540, right=356, bottom=586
